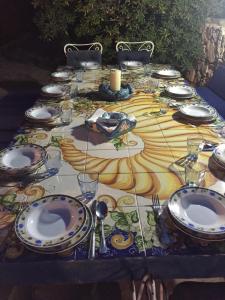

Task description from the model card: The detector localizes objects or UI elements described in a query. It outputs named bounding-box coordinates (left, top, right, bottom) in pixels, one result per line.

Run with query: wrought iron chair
left=64, top=42, right=103, bottom=69
left=116, top=41, right=154, bottom=67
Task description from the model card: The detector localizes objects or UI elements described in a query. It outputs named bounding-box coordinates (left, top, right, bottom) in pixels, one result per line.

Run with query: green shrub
left=31, top=0, right=224, bottom=70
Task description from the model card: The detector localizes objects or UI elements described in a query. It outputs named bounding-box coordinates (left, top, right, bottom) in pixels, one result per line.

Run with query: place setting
left=152, top=68, right=181, bottom=79
left=40, top=83, right=70, bottom=101
left=14, top=194, right=93, bottom=254
left=165, top=85, right=195, bottom=99
left=171, top=103, right=218, bottom=126
left=0, top=144, right=62, bottom=194
left=165, top=187, right=225, bottom=243
left=155, top=158, right=225, bottom=246
left=51, top=70, right=73, bottom=82
left=10, top=172, right=110, bottom=257
left=24, top=104, right=73, bottom=129
left=120, top=60, right=143, bottom=69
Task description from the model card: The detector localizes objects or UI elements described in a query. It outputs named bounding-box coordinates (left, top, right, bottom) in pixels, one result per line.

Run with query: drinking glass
left=187, top=134, right=203, bottom=159
left=185, top=162, right=206, bottom=187
left=76, top=70, right=83, bottom=83
left=77, top=173, right=98, bottom=201
left=60, top=108, right=73, bottom=125
left=45, top=148, right=62, bottom=174
left=144, top=64, right=152, bottom=76
left=70, top=82, right=79, bottom=100
left=120, top=63, right=127, bottom=73
left=148, top=77, right=160, bottom=91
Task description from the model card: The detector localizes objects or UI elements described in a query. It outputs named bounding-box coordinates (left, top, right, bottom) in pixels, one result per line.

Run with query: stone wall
left=186, top=18, right=225, bottom=85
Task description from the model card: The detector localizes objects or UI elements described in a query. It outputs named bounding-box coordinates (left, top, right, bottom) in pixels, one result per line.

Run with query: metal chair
left=64, top=42, right=103, bottom=69
left=116, top=41, right=154, bottom=66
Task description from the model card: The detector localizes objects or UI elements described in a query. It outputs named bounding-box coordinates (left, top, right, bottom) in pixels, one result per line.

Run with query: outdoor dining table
left=1, top=64, right=225, bottom=286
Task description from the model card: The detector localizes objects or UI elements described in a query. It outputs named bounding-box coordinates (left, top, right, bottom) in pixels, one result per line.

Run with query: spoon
left=96, top=201, right=108, bottom=254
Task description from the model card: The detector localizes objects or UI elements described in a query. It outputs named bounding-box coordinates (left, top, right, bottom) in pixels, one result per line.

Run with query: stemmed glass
left=77, top=172, right=98, bottom=202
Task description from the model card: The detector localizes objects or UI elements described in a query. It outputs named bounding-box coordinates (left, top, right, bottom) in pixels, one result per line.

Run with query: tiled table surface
left=1, top=65, right=225, bottom=279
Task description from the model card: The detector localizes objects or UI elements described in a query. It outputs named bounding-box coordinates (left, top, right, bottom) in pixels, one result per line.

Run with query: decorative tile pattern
left=1, top=64, right=225, bottom=263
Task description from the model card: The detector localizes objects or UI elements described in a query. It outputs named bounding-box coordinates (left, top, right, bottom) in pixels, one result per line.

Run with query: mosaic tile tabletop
left=1, top=65, right=225, bottom=263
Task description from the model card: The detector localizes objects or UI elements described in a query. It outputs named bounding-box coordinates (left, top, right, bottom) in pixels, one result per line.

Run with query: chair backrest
left=116, top=41, right=154, bottom=57
left=64, top=42, right=103, bottom=68
left=64, top=42, right=103, bottom=55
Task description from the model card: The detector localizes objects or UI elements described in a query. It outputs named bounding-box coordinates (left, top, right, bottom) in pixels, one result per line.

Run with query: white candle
left=110, top=69, right=121, bottom=92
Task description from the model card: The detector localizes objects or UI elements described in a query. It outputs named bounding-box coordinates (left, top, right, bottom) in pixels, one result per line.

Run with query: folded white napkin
left=86, top=108, right=106, bottom=124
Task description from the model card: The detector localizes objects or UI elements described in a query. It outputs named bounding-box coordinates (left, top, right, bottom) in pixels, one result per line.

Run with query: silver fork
left=152, top=194, right=161, bottom=220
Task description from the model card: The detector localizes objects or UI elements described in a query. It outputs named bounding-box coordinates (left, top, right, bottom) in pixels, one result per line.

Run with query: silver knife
left=88, top=200, right=97, bottom=259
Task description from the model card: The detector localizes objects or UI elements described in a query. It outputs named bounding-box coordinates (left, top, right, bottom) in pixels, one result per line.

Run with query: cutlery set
left=88, top=200, right=109, bottom=259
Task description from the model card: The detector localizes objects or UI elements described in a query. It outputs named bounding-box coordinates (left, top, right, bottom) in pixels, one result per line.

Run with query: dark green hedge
left=31, top=0, right=225, bottom=70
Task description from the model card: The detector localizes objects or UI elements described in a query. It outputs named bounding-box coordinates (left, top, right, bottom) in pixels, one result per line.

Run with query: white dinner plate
left=166, top=85, right=194, bottom=98
left=168, top=187, right=225, bottom=235
left=213, top=144, right=225, bottom=165
left=122, top=61, right=143, bottom=69
left=179, top=104, right=216, bottom=119
left=0, top=144, right=46, bottom=174
left=15, top=194, right=87, bottom=249
left=23, top=205, right=92, bottom=254
left=80, top=61, right=100, bottom=70
left=51, top=71, right=72, bottom=82
left=25, top=106, right=60, bottom=122
left=154, top=69, right=181, bottom=78
left=41, top=84, right=66, bottom=97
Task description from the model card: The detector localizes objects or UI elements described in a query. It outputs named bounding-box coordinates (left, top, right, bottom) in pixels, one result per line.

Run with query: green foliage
left=110, top=210, right=139, bottom=232
left=31, top=0, right=224, bottom=70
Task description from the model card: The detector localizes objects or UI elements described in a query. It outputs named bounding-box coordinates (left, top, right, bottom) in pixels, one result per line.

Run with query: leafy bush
left=31, top=0, right=224, bottom=70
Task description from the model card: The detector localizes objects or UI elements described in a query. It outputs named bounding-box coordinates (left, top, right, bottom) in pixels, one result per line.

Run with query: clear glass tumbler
left=185, top=162, right=206, bottom=187
left=45, top=148, right=62, bottom=174
left=144, top=64, right=152, bottom=76
left=77, top=173, right=98, bottom=201
left=76, top=70, right=83, bottom=83
left=187, top=134, right=203, bottom=159
left=60, top=108, right=73, bottom=125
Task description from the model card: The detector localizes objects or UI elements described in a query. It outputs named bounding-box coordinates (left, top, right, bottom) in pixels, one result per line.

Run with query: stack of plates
left=121, top=61, right=143, bottom=69
left=80, top=61, right=100, bottom=70
left=153, top=69, right=181, bottom=79
left=0, top=144, right=46, bottom=176
left=41, top=84, right=67, bottom=98
left=15, top=195, right=93, bottom=254
left=179, top=104, right=217, bottom=123
left=168, top=187, right=225, bottom=241
left=166, top=85, right=194, bottom=99
left=51, top=71, right=72, bottom=82
left=212, top=144, right=225, bottom=170
left=25, top=105, right=60, bottom=124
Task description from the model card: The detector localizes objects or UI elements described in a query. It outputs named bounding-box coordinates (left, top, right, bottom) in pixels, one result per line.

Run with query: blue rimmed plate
left=15, top=194, right=87, bottom=249
left=168, top=187, right=225, bottom=235
left=25, top=105, right=60, bottom=123
left=0, top=144, right=46, bottom=175
left=23, top=204, right=92, bottom=254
